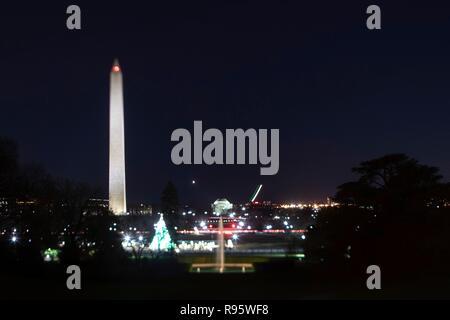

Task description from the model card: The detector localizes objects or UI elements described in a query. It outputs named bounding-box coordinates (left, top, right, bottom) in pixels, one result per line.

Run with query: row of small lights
left=279, top=202, right=339, bottom=209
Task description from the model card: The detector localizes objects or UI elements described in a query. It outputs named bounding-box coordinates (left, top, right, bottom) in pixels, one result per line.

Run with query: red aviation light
left=112, top=65, right=120, bottom=72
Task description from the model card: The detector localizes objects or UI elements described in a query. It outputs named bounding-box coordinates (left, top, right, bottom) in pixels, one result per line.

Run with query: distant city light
left=232, top=234, right=238, bottom=240
left=301, top=234, right=306, bottom=240
left=11, top=236, right=17, bottom=243
left=192, top=180, right=196, bottom=184
left=124, top=235, right=131, bottom=242
left=138, top=235, right=143, bottom=241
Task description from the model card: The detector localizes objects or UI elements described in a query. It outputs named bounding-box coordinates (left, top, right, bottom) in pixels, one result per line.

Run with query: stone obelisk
left=109, top=59, right=127, bottom=215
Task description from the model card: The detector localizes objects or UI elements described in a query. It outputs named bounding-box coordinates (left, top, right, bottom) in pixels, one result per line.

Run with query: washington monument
left=109, top=59, right=127, bottom=214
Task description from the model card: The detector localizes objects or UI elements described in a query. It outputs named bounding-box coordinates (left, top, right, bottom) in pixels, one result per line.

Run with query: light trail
left=250, top=184, right=263, bottom=203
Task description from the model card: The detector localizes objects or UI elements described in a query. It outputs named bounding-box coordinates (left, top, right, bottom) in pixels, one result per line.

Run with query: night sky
left=1, top=1, right=450, bottom=206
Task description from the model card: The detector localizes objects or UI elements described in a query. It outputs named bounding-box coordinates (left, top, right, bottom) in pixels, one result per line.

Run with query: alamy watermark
left=366, top=5, right=381, bottom=30
left=66, top=265, right=81, bottom=290
left=366, top=265, right=381, bottom=290
left=171, top=121, right=279, bottom=175
left=66, top=5, right=81, bottom=30
left=66, top=5, right=381, bottom=31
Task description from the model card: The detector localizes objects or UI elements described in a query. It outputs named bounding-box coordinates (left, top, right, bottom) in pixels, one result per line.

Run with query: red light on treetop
left=112, top=65, right=120, bottom=72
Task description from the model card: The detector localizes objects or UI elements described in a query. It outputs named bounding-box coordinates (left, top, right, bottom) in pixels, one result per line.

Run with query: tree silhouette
left=335, top=153, right=444, bottom=214
left=0, top=137, right=19, bottom=197
left=160, top=181, right=180, bottom=241
left=0, top=136, right=125, bottom=266
left=161, top=181, right=179, bottom=215
left=306, top=154, right=450, bottom=275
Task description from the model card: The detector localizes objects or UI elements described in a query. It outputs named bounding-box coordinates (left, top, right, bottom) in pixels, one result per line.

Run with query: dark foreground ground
left=1, top=259, right=449, bottom=300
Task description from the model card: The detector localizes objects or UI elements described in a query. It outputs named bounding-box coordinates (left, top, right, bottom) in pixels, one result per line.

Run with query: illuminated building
left=212, top=198, right=233, bottom=215
left=127, top=203, right=153, bottom=215
left=109, top=59, right=127, bottom=215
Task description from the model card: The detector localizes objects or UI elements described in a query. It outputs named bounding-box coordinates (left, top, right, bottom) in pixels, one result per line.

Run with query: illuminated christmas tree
left=150, top=214, right=175, bottom=251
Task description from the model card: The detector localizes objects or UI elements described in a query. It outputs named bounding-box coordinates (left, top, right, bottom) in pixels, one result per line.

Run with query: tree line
left=305, top=153, right=450, bottom=280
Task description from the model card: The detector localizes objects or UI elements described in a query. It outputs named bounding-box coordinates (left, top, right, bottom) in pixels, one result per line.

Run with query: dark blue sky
left=1, top=1, right=450, bottom=206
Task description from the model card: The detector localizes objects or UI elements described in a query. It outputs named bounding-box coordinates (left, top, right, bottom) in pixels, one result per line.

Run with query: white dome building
left=212, top=198, right=233, bottom=216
